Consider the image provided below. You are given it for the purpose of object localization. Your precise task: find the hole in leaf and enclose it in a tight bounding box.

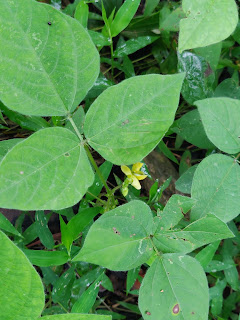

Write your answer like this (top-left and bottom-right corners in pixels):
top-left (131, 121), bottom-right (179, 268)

top-left (64, 152), bottom-right (70, 157)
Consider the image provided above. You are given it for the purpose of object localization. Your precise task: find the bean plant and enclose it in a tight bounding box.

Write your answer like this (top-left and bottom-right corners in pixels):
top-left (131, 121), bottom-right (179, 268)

top-left (0, 0), bottom-right (239, 319)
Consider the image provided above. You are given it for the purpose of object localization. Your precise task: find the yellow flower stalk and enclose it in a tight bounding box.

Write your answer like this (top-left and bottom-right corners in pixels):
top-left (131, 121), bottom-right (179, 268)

top-left (121, 162), bottom-right (147, 195)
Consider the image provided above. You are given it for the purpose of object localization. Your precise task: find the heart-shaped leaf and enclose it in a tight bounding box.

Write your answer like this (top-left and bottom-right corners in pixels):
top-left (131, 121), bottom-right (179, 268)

top-left (178, 0), bottom-right (238, 52)
top-left (0, 0), bottom-right (99, 116)
top-left (0, 127), bottom-right (94, 210)
top-left (196, 97), bottom-right (240, 154)
top-left (73, 201), bottom-right (154, 270)
top-left (139, 254), bottom-right (209, 319)
top-left (84, 74), bottom-right (185, 165)
top-left (191, 154), bottom-right (240, 222)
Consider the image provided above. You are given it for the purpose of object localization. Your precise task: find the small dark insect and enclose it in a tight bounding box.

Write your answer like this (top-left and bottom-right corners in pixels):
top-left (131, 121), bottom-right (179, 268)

top-left (48, 21), bottom-right (52, 26)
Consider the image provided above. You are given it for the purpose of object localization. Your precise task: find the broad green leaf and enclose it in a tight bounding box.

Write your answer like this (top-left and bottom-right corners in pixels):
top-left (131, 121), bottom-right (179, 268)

top-left (41, 315), bottom-right (111, 320)
top-left (0, 230), bottom-right (45, 319)
top-left (0, 138), bottom-right (23, 162)
top-left (178, 51), bottom-right (214, 104)
top-left (195, 241), bottom-right (220, 268)
top-left (73, 201), bottom-right (154, 270)
top-left (171, 109), bottom-right (215, 149)
top-left (154, 214), bottom-right (233, 254)
top-left (191, 154), bottom-right (240, 222)
top-left (139, 254), bottom-right (209, 319)
top-left (22, 248), bottom-right (69, 267)
top-left (178, 0), bottom-right (238, 53)
top-left (196, 97), bottom-right (240, 154)
top-left (0, 0), bottom-right (99, 116)
top-left (0, 212), bottom-right (22, 236)
top-left (0, 127), bottom-right (94, 210)
top-left (175, 165), bottom-right (198, 194)
top-left (113, 36), bottom-right (159, 58)
top-left (214, 79), bottom-right (240, 100)
top-left (110, 0), bottom-right (141, 37)
top-left (194, 42), bottom-right (222, 71)
top-left (84, 74), bottom-right (185, 165)
top-left (155, 195), bottom-right (195, 231)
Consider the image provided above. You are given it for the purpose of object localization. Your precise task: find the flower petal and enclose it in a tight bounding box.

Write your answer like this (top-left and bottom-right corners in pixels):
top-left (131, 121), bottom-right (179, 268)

top-left (135, 174), bottom-right (148, 181)
top-left (132, 162), bottom-right (143, 173)
top-left (131, 176), bottom-right (141, 190)
top-left (121, 165), bottom-right (132, 177)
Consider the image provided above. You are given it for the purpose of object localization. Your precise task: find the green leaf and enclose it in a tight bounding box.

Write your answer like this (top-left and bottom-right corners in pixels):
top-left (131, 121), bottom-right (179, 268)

top-left (113, 36), bottom-right (159, 58)
top-left (0, 212), bottom-right (22, 236)
top-left (175, 165), bottom-right (198, 194)
top-left (0, 138), bottom-right (23, 162)
top-left (60, 215), bottom-right (73, 252)
top-left (222, 240), bottom-right (239, 291)
top-left (73, 201), bottom-right (154, 270)
top-left (0, 230), bottom-right (45, 319)
top-left (72, 272), bottom-right (104, 313)
top-left (22, 248), bottom-right (69, 267)
top-left (196, 97), bottom-right (240, 154)
top-left (67, 207), bottom-right (101, 240)
top-left (41, 314), bottom-right (111, 320)
top-left (194, 42), bottom-right (222, 71)
top-left (85, 161), bottom-right (113, 201)
top-left (65, 106), bottom-right (85, 135)
top-left (157, 140), bottom-right (179, 164)
top-left (144, 0), bottom-right (159, 17)
top-left (178, 51), bottom-right (214, 104)
top-left (110, 0), bottom-right (141, 37)
top-left (0, 102), bottom-right (50, 132)
top-left (154, 214), bottom-right (233, 254)
top-left (178, 0), bottom-right (238, 53)
top-left (195, 241), bottom-right (220, 268)
top-left (0, 127), bottom-right (94, 210)
top-left (74, 1), bottom-right (89, 28)
top-left (36, 211), bottom-right (55, 249)
top-left (139, 254), bottom-right (209, 319)
top-left (159, 6), bottom-right (185, 32)
top-left (171, 109), bottom-right (215, 149)
top-left (155, 195), bottom-right (195, 231)
top-left (84, 74), bottom-right (185, 165)
top-left (214, 79), bottom-right (240, 100)
top-left (52, 266), bottom-right (75, 306)
top-left (0, 0), bottom-right (99, 116)
top-left (191, 154), bottom-right (240, 222)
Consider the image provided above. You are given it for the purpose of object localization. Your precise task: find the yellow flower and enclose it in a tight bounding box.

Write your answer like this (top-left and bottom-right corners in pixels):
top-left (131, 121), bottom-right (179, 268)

top-left (121, 162), bottom-right (147, 190)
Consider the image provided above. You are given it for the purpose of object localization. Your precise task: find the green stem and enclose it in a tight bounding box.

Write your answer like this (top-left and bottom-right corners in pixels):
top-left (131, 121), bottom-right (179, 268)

top-left (149, 236), bottom-right (161, 256)
top-left (86, 191), bottom-right (106, 205)
top-left (84, 145), bottom-right (111, 194)
top-left (67, 115), bottom-right (83, 142)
